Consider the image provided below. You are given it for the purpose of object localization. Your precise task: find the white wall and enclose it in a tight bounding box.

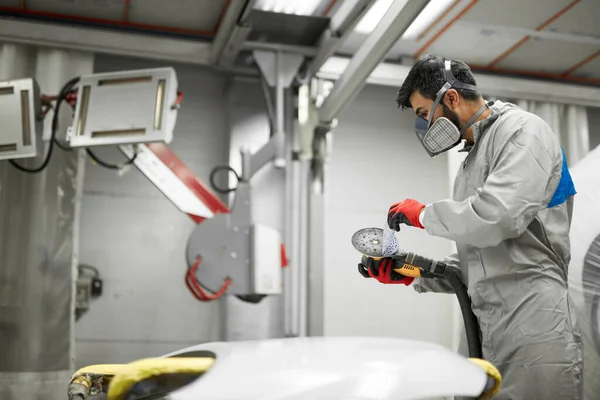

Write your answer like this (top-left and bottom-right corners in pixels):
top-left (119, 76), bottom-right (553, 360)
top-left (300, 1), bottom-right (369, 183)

top-left (323, 84), bottom-right (456, 348)
top-left (75, 55), bottom-right (230, 367)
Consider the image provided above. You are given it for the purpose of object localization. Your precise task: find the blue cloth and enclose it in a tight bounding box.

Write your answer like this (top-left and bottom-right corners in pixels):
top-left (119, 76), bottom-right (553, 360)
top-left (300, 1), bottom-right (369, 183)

top-left (547, 148), bottom-right (576, 208)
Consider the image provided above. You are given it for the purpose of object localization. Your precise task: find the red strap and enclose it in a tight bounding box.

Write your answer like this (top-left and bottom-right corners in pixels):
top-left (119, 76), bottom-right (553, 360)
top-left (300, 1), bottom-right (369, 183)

top-left (280, 243), bottom-right (288, 268)
top-left (185, 256), bottom-right (231, 302)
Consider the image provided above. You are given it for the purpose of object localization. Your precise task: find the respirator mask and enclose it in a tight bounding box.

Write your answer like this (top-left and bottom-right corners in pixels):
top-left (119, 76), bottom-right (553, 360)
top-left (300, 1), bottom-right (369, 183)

top-left (415, 60), bottom-right (489, 157)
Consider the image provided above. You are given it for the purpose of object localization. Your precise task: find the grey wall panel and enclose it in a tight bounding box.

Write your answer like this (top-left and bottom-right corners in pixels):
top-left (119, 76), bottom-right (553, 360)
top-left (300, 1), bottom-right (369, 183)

top-left (75, 55), bottom-right (230, 367)
top-left (0, 44), bottom-right (94, 400)
top-left (323, 84), bottom-right (455, 348)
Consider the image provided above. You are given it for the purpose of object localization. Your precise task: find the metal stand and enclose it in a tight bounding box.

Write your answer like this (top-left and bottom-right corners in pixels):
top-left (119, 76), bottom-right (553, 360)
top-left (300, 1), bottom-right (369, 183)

top-left (185, 50), bottom-right (303, 299)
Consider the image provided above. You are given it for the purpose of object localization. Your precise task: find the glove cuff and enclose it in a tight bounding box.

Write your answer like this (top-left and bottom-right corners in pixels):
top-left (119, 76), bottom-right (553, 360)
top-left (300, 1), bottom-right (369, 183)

top-left (400, 277), bottom-right (415, 286)
top-left (418, 206), bottom-right (427, 228)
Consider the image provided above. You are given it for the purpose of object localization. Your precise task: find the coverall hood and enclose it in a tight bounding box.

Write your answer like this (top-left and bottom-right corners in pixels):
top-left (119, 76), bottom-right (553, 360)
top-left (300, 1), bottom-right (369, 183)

top-left (460, 100), bottom-right (520, 151)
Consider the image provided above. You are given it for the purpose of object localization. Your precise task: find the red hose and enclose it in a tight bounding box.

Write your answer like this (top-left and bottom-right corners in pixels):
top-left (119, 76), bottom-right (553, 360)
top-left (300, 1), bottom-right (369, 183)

top-left (185, 256), bottom-right (231, 302)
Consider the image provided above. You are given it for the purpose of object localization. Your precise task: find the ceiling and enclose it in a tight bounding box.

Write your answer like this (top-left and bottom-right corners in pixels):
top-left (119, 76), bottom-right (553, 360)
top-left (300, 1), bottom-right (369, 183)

top-left (0, 0), bottom-right (599, 85)
top-left (0, 0), bottom-right (232, 39)
top-left (339, 0), bottom-right (600, 84)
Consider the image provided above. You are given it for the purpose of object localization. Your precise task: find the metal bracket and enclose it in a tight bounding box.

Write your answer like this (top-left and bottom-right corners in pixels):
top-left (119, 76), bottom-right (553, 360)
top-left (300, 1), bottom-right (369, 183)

top-left (213, 0), bottom-right (257, 67)
top-left (241, 133), bottom-right (285, 181)
top-left (253, 50), bottom-right (305, 89)
top-left (238, 51), bottom-right (304, 180)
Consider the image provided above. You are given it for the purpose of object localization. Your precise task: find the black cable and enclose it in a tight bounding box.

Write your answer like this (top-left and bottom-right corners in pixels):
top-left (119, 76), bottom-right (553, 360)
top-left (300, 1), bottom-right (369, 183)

top-left (78, 264), bottom-right (100, 278)
top-left (436, 264), bottom-right (483, 359)
top-left (86, 148), bottom-right (138, 170)
top-left (209, 165), bottom-right (241, 194)
top-left (51, 94), bottom-right (139, 168)
top-left (9, 77), bottom-right (80, 173)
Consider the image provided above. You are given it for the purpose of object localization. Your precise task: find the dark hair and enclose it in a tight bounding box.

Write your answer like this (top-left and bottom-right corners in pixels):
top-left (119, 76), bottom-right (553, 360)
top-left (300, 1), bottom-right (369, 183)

top-left (395, 54), bottom-right (481, 110)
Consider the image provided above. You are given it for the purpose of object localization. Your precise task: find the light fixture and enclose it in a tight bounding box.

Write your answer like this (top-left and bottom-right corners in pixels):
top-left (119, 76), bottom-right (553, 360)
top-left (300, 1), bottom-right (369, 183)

top-left (354, 0), bottom-right (395, 34)
top-left (354, 0), bottom-right (455, 39)
top-left (402, 0), bottom-right (455, 40)
top-left (254, 0), bottom-right (324, 16)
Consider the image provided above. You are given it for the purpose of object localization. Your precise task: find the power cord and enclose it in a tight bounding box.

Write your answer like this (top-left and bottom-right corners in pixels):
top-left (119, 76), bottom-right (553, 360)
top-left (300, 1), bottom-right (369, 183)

top-left (209, 165), bottom-right (241, 194)
top-left (9, 77), bottom-right (80, 173)
top-left (78, 264), bottom-right (100, 278)
top-left (86, 148), bottom-right (138, 170)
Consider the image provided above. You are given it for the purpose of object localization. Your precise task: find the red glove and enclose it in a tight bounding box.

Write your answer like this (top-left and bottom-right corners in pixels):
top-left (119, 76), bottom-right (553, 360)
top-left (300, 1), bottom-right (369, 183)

top-left (388, 199), bottom-right (425, 231)
top-left (358, 257), bottom-right (414, 286)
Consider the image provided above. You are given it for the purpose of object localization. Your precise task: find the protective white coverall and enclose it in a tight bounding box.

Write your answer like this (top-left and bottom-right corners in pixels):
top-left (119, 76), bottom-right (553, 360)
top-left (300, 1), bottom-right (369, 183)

top-left (415, 100), bottom-right (583, 399)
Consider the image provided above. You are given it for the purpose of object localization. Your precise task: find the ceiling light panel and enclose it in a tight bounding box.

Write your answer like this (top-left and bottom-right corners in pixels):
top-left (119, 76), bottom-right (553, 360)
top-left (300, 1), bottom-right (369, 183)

top-left (402, 0), bottom-right (454, 39)
top-left (354, 0), bottom-right (455, 39)
top-left (254, 0), bottom-right (324, 16)
top-left (354, 0), bottom-right (395, 34)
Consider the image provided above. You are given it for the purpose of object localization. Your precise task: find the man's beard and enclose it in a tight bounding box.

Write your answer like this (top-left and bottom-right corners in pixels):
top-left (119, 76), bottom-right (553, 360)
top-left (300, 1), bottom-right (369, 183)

top-left (442, 103), bottom-right (461, 131)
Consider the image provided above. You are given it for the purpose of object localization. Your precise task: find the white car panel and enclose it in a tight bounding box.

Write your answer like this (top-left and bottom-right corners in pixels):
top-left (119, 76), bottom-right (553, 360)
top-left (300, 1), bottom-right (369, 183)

top-left (163, 337), bottom-right (487, 400)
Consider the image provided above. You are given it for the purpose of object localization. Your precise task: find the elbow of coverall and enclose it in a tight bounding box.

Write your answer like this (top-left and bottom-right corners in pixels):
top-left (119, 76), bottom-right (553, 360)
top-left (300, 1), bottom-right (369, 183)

top-left (463, 206), bottom-right (530, 248)
top-left (413, 277), bottom-right (456, 294)
top-left (424, 199), bottom-right (531, 249)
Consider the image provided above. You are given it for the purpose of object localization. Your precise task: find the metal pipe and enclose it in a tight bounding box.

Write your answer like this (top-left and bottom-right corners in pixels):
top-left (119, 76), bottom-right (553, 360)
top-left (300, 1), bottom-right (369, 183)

top-left (307, 0), bottom-right (376, 77)
top-left (284, 90), bottom-right (302, 337)
top-left (333, 0), bottom-right (376, 36)
top-left (211, 0), bottom-right (255, 63)
top-left (218, 23), bottom-right (253, 67)
top-left (284, 97), bottom-right (293, 336)
top-left (260, 73), bottom-right (276, 135)
top-left (306, 181), bottom-right (324, 336)
top-left (318, 0), bottom-right (430, 124)
top-left (216, 0), bottom-right (256, 67)
top-left (275, 51), bottom-right (284, 136)
top-left (298, 159), bottom-right (310, 337)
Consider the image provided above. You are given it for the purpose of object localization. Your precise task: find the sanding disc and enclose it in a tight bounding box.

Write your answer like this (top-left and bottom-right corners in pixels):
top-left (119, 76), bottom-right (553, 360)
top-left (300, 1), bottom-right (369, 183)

top-left (351, 228), bottom-right (385, 257)
top-left (351, 227), bottom-right (399, 257)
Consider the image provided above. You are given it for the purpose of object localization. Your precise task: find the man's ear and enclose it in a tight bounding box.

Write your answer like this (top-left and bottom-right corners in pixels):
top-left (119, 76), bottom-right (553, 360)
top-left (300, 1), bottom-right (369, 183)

top-left (444, 89), bottom-right (460, 108)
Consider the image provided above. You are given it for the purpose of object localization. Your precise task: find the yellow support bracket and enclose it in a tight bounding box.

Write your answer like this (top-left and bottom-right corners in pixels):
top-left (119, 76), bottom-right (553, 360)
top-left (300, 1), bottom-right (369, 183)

top-left (469, 358), bottom-right (502, 399)
top-left (107, 357), bottom-right (215, 400)
top-left (68, 357), bottom-right (214, 400)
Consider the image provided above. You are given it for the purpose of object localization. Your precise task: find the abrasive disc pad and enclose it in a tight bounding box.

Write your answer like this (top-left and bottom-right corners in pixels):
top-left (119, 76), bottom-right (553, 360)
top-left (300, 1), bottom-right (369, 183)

top-left (351, 227), bottom-right (398, 257)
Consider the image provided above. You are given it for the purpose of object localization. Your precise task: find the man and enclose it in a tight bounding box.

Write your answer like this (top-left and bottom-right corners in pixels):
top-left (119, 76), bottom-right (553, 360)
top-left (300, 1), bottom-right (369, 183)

top-left (358, 55), bottom-right (583, 399)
